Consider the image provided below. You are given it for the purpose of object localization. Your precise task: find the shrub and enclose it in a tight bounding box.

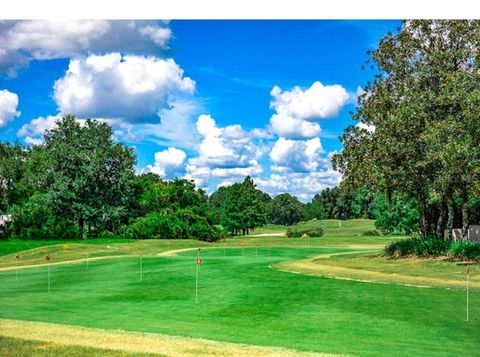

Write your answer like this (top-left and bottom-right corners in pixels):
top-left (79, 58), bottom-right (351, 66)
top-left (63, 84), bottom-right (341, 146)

top-left (125, 211), bottom-right (220, 241)
top-left (362, 230), bottom-right (381, 236)
top-left (286, 227), bottom-right (324, 238)
top-left (98, 230), bottom-right (115, 239)
top-left (385, 238), bottom-right (451, 258)
top-left (448, 241), bottom-right (480, 261)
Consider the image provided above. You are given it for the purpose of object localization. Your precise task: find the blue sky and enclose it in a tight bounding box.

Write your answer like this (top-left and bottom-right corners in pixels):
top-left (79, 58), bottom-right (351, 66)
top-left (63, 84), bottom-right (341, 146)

top-left (0, 20), bottom-right (399, 201)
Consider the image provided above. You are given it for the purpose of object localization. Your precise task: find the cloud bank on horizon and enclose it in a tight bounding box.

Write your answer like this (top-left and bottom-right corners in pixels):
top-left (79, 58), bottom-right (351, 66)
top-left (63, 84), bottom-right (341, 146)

top-left (0, 20), bottom-right (387, 201)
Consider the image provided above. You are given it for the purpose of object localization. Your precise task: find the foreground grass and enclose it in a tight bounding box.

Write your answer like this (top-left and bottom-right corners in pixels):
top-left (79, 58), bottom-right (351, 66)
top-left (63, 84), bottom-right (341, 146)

top-left (0, 242), bottom-right (478, 356)
top-left (0, 335), bottom-right (155, 357)
top-left (0, 318), bottom-right (324, 357)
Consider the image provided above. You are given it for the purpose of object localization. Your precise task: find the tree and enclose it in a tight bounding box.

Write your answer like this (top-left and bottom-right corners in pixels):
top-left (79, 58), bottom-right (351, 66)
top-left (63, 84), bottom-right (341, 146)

top-left (333, 20), bottom-right (480, 237)
top-left (213, 176), bottom-right (268, 235)
top-left (41, 115), bottom-right (137, 237)
top-left (268, 193), bottom-right (305, 226)
top-left (0, 142), bottom-right (29, 214)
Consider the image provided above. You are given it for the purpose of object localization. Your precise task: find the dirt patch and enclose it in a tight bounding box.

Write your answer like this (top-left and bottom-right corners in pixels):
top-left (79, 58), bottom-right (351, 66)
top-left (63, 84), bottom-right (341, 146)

top-left (0, 319), bottom-right (340, 357)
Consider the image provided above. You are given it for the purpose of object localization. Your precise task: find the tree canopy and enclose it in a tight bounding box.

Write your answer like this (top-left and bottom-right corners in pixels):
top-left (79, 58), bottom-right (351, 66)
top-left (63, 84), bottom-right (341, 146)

top-left (333, 20), bottom-right (480, 238)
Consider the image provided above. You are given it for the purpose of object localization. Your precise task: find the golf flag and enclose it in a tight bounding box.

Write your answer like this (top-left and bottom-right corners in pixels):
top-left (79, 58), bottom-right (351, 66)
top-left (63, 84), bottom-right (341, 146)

top-left (196, 256), bottom-right (202, 265)
top-left (45, 254), bottom-right (51, 261)
top-left (16, 254), bottom-right (20, 259)
top-left (467, 263), bottom-right (470, 274)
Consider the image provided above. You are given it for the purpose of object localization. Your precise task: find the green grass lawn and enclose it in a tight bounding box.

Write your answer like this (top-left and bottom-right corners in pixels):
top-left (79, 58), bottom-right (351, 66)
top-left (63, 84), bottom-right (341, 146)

top-left (0, 240), bottom-right (478, 356)
top-left (249, 218), bottom-right (382, 237)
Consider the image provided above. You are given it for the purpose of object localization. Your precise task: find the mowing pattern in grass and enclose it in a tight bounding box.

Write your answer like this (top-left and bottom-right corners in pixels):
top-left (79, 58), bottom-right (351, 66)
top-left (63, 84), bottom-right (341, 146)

top-left (0, 244), bottom-right (478, 357)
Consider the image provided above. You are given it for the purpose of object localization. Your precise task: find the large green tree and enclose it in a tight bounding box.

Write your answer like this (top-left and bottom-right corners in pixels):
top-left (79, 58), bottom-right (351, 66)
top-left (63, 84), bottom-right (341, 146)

top-left (212, 176), bottom-right (268, 235)
top-left (268, 193), bottom-right (305, 226)
top-left (333, 20), bottom-right (480, 237)
top-left (41, 116), bottom-right (136, 237)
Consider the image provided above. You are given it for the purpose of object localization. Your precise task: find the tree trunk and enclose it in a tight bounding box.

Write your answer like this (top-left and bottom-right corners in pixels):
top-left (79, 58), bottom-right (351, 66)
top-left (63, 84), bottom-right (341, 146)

top-left (462, 189), bottom-right (469, 238)
top-left (446, 197), bottom-right (454, 231)
top-left (79, 217), bottom-right (85, 239)
top-left (418, 198), bottom-right (429, 238)
top-left (436, 199), bottom-right (446, 238)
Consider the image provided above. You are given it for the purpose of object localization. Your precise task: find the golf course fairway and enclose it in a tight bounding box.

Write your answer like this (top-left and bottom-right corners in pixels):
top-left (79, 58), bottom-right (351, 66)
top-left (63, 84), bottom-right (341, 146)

top-left (0, 222), bottom-right (478, 356)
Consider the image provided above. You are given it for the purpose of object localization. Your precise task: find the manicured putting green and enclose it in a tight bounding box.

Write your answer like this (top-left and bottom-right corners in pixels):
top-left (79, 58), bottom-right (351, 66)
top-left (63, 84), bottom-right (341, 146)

top-left (0, 246), bottom-right (478, 356)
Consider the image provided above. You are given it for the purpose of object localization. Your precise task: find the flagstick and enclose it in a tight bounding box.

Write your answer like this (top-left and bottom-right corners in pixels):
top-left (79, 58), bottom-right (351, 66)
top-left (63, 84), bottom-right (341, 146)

top-left (467, 269), bottom-right (469, 322)
top-left (195, 250), bottom-right (200, 303)
top-left (15, 258), bottom-right (18, 281)
top-left (48, 263), bottom-right (51, 294)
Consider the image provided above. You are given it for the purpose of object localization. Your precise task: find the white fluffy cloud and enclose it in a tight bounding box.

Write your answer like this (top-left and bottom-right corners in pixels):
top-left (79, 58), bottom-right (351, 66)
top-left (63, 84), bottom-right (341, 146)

top-left (269, 81), bottom-right (349, 139)
top-left (0, 20), bottom-right (171, 75)
top-left (0, 89), bottom-right (20, 127)
top-left (256, 169), bottom-right (342, 202)
top-left (269, 137), bottom-right (324, 173)
top-left (17, 114), bottom-right (58, 143)
top-left (53, 53), bottom-right (195, 122)
top-left (147, 147), bottom-right (187, 179)
top-left (184, 114), bottom-right (266, 187)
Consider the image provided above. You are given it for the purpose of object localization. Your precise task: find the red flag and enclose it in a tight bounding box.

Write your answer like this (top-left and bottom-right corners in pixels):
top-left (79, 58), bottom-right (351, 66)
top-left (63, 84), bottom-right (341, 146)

top-left (196, 256), bottom-right (202, 265)
top-left (466, 263), bottom-right (470, 274)
top-left (45, 254), bottom-right (51, 261)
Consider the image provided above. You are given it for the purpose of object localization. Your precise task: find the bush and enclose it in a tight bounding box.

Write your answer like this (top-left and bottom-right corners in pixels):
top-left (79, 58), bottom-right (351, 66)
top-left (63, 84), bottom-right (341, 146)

top-left (286, 227), bottom-right (324, 238)
top-left (448, 241), bottom-right (480, 261)
top-left (362, 230), bottom-right (381, 236)
top-left (385, 238), bottom-right (451, 258)
top-left (125, 211), bottom-right (220, 241)
top-left (98, 230), bottom-right (115, 239)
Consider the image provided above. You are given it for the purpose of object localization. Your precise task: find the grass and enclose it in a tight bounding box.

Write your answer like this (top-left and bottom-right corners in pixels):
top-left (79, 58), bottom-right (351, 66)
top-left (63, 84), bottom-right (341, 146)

top-left (0, 220), bottom-right (477, 356)
top-left (250, 219), bottom-right (381, 237)
top-left (0, 335), bottom-right (155, 357)
top-left (0, 238), bottom-right (135, 257)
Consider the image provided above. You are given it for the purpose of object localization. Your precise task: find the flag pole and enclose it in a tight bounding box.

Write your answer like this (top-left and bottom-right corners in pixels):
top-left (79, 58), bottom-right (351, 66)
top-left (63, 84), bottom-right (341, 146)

top-left (140, 253), bottom-right (143, 282)
top-left (466, 263), bottom-right (470, 322)
top-left (195, 248), bottom-right (201, 303)
top-left (15, 254), bottom-right (19, 281)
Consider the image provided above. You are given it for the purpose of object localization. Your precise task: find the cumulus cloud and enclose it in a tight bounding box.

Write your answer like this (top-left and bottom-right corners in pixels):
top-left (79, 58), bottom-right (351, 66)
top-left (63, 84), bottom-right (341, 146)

top-left (0, 89), bottom-right (20, 127)
top-left (269, 137), bottom-right (324, 173)
top-left (17, 114), bottom-right (58, 143)
top-left (147, 147), bottom-right (187, 179)
top-left (269, 81), bottom-right (349, 139)
top-left (0, 20), bottom-right (172, 75)
top-left (184, 114), bottom-right (266, 188)
top-left (269, 114), bottom-right (320, 139)
top-left (53, 53), bottom-right (195, 122)
top-left (255, 169), bottom-right (342, 202)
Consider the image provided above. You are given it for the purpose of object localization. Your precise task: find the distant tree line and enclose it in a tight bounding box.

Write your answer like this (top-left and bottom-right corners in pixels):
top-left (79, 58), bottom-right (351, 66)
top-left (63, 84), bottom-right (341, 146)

top-left (0, 115), bottom-right (422, 241)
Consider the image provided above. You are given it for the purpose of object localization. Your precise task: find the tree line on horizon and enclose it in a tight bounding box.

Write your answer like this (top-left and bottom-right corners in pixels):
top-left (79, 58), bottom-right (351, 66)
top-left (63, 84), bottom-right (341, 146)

top-left (1, 115), bottom-right (479, 240)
